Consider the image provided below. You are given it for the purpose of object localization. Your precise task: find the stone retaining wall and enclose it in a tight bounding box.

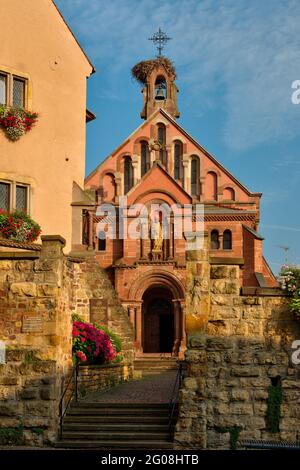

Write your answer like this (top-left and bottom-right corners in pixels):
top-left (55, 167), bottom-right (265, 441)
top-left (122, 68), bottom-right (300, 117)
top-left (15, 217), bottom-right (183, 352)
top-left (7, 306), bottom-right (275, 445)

top-left (78, 363), bottom-right (133, 397)
top-left (175, 242), bottom-right (300, 450)
top-left (0, 236), bottom-right (134, 446)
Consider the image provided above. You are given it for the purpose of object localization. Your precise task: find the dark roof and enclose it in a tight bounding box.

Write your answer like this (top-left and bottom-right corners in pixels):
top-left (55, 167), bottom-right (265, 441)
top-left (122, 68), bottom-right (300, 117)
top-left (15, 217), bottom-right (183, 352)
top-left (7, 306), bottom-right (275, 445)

top-left (243, 224), bottom-right (265, 240)
top-left (86, 109), bottom-right (96, 123)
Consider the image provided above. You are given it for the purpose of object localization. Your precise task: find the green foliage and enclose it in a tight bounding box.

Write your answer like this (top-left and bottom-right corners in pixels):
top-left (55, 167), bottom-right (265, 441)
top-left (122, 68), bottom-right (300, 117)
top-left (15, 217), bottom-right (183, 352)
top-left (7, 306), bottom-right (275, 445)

top-left (0, 425), bottom-right (24, 445)
top-left (113, 354), bottom-right (124, 363)
top-left (24, 350), bottom-right (40, 364)
top-left (215, 426), bottom-right (242, 450)
top-left (93, 323), bottom-right (122, 353)
top-left (31, 427), bottom-right (44, 435)
top-left (266, 384), bottom-right (282, 433)
top-left (72, 313), bottom-right (84, 322)
top-left (290, 295), bottom-right (300, 322)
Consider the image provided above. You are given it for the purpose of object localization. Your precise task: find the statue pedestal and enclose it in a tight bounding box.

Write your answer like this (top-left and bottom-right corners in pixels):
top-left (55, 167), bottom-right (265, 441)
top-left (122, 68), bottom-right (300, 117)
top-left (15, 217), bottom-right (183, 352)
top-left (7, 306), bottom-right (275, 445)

top-left (151, 249), bottom-right (163, 261)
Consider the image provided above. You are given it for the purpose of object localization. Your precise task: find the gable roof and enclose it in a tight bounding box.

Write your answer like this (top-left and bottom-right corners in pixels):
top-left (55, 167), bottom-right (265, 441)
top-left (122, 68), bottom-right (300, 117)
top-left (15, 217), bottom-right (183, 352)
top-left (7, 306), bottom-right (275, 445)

top-left (126, 161), bottom-right (192, 205)
top-left (85, 108), bottom-right (261, 198)
top-left (52, 1), bottom-right (95, 74)
top-left (158, 109), bottom-right (261, 197)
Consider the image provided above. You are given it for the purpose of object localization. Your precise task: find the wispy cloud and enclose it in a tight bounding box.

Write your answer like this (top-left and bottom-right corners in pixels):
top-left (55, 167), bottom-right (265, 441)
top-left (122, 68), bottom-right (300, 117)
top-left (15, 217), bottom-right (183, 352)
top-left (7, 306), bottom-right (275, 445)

top-left (56, 0), bottom-right (300, 150)
top-left (261, 224), bottom-right (300, 233)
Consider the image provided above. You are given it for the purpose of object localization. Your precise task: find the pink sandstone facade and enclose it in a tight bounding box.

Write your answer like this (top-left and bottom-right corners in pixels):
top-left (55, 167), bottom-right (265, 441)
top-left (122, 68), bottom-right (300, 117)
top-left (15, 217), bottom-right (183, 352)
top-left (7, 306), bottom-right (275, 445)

top-left (84, 58), bottom-right (278, 356)
top-left (0, 0), bottom-right (94, 253)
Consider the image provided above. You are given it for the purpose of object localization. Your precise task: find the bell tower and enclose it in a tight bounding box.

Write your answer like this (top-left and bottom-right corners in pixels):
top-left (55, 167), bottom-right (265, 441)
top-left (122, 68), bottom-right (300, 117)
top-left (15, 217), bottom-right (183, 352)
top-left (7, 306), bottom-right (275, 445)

top-left (131, 29), bottom-right (180, 120)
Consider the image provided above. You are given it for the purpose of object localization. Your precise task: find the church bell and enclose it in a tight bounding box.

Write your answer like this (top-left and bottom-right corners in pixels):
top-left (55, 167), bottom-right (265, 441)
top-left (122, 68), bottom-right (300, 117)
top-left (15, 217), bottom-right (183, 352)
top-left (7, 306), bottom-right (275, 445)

top-left (155, 85), bottom-right (165, 100)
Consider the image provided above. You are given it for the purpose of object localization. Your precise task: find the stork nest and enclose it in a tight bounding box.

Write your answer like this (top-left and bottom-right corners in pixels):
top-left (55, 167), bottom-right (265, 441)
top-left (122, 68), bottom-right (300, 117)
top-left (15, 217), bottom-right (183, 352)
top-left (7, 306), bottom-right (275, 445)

top-left (131, 56), bottom-right (176, 85)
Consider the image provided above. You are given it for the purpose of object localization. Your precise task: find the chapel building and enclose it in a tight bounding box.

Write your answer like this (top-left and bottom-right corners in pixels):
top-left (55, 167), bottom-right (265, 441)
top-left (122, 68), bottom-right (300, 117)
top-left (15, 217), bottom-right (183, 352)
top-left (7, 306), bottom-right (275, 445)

top-left (84, 56), bottom-right (277, 356)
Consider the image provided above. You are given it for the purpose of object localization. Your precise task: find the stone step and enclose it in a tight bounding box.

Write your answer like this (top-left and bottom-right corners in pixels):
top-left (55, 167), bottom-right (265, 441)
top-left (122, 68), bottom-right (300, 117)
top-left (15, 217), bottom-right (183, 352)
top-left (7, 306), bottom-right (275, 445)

top-left (67, 409), bottom-right (171, 416)
top-left (62, 423), bottom-right (169, 432)
top-left (56, 440), bottom-right (174, 449)
top-left (134, 366), bottom-right (178, 372)
top-left (64, 415), bottom-right (171, 424)
top-left (61, 431), bottom-right (170, 440)
top-left (134, 359), bottom-right (178, 364)
top-left (70, 401), bottom-right (170, 408)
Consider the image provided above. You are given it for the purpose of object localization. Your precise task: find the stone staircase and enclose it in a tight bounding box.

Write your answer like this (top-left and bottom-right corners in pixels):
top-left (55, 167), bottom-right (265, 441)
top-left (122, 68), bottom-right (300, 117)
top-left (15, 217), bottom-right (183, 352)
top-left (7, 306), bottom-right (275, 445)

top-left (134, 356), bottom-right (179, 377)
top-left (57, 402), bottom-right (177, 449)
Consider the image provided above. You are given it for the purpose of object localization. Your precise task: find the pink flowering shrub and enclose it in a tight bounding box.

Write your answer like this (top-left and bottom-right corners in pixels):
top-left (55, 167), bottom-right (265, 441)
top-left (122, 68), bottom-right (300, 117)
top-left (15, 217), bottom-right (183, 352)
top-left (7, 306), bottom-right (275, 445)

top-left (279, 265), bottom-right (300, 294)
top-left (72, 321), bottom-right (117, 365)
top-left (279, 265), bottom-right (300, 322)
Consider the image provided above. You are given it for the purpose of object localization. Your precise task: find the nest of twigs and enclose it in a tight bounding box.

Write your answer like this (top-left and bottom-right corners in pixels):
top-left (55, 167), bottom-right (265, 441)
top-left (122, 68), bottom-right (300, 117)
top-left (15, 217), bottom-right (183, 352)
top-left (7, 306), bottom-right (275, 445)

top-left (131, 56), bottom-right (176, 85)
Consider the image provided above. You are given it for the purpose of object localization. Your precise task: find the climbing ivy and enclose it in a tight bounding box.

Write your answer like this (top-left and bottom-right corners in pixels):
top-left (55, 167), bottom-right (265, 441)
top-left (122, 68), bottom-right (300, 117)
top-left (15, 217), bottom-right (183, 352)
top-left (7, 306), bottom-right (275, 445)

top-left (0, 424), bottom-right (24, 445)
top-left (266, 384), bottom-right (282, 433)
top-left (215, 426), bottom-right (242, 450)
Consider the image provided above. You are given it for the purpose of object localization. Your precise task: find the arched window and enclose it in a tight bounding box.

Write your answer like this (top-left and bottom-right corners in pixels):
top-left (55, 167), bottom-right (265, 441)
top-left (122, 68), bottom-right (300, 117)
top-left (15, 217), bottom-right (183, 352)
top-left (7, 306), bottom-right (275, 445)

top-left (223, 187), bottom-right (235, 201)
top-left (157, 124), bottom-right (167, 165)
top-left (191, 155), bottom-right (200, 196)
top-left (210, 230), bottom-right (220, 250)
top-left (141, 141), bottom-right (150, 177)
top-left (98, 231), bottom-right (106, 251)
top-left (223, 230), bottom-right (232, 250)
top-left (174, 140), bottom-right (183, 181)
top-left (124, 156), bottom-right (133, 194)
top-left (206, 171), bottom-right (218, 200)
top-left (102, 173), bottom-right (116, 202)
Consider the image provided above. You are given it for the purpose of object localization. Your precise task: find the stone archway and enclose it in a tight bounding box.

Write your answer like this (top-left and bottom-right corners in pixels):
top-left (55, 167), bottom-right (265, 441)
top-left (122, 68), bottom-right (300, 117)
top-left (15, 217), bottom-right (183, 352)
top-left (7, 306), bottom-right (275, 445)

top-left (127, 270), bottom-right (185, 356)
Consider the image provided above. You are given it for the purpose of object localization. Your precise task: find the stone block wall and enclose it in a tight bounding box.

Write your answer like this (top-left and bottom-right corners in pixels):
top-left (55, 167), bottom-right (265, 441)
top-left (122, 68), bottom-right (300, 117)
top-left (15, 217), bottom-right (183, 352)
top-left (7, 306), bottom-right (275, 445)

top-left (78, 363), bottom-right (132, 397)
top-left (0, 236), bottom-right (134, 446)
top-left (175, 263), bottom-right (300, 450)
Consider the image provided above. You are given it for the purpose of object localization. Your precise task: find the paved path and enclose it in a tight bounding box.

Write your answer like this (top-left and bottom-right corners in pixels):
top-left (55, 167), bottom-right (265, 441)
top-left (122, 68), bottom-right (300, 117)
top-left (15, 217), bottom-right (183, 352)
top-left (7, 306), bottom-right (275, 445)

top-left (81, 371), bottom-right (177, 404)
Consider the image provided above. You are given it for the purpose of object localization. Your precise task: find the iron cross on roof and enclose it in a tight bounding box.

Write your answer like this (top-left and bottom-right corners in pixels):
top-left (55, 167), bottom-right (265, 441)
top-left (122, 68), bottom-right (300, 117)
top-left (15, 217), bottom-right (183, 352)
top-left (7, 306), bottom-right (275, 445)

top-left (148, 28), bottom-right (172, 56)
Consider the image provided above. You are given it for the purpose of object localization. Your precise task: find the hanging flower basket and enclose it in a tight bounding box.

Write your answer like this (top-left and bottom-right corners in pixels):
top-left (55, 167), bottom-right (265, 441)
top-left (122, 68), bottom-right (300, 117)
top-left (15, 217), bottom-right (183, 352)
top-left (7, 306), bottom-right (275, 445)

top-left (0, 105), bottom-right (38, 141)
top-left (0, 210), bottom-right (41, 243)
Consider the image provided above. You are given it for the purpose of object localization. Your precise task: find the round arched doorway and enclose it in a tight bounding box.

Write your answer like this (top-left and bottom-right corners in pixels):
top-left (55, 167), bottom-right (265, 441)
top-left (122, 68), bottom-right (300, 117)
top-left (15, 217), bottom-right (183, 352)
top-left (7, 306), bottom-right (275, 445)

top-left (142, 286), bottom-right (174, 353)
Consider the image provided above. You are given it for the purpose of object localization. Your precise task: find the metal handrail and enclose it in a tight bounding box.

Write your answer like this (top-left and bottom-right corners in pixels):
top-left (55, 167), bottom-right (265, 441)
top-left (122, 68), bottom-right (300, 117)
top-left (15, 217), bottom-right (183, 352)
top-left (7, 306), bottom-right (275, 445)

top-left (168, 361), bottom-right (185, 440)
top-left (239, 439), bottom-right (300, 450)
top-left (58, 364), bottom-right (79, 439)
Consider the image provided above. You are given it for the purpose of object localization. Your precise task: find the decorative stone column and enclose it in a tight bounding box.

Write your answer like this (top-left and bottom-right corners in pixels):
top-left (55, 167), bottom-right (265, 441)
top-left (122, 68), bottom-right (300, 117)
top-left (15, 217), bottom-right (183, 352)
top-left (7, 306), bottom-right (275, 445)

top-left (173, 300), bottom-right (181, 347)
top-left (179, 299), bottom-right (186, 356)
top-left (132, 155), bottom-right (139, 185)
top-left (88, 210), bottom-right (94, 250)
top-left (168, 218), bottom-right (174, 260)
top-left (199, 176), bottom-right (205, 202)
top-left (114, 172), bottom-right (122, 203)
top-left (135, 303), bottom-right (143, 353)
top-left (182, 156), bottom-right (190, 192)
top-left (140, 218), bottom-right (148, 260)
top-left (128, 306), bottom-right (136, 331)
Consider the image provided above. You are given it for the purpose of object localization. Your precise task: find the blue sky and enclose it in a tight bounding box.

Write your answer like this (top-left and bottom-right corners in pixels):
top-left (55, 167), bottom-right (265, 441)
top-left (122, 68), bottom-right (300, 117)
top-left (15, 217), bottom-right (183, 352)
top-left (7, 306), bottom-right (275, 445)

top-left (56, 0), bottom-right (300, 273)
